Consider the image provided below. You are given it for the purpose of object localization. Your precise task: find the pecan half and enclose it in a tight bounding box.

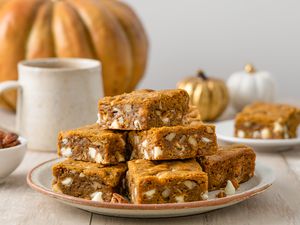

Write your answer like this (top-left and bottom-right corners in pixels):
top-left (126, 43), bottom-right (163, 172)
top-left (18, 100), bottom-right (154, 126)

top-left (110, 193), bottom-right (130, 204)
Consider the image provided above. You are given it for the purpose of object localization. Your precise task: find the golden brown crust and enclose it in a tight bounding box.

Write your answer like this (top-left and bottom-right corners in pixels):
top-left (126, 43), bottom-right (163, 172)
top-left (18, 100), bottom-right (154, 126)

top-left (52, 159), bottom-right (127, 201)
top-left (57, 124), bottom-right (126, 165)
top-left (97, 89), bottom-right (190, 130)
top-left (52, 159), bottom-right (127, 187)
top-left (128, 124), bottom-right (217, 160)
top-left (127, 159), bottom-right (208, 204)
top-left (198, 144), bottom-right (256, 191)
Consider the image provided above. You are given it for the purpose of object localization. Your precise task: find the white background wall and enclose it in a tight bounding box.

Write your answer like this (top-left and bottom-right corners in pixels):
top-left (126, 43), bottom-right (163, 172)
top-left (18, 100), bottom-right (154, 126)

top-left (125, 0), bottom-right (300, 99)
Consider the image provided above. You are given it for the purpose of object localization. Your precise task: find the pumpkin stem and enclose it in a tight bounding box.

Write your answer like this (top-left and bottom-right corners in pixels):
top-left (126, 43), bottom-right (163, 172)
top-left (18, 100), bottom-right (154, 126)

top-left (244, 64), bottom-right (256, 74)
top-left (197, 70), bottom-right (208, 80)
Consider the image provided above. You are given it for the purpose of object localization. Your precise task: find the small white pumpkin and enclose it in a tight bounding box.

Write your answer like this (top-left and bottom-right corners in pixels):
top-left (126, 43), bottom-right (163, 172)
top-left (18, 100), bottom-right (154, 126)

top-left (227, 64), bottom-right (275, 111)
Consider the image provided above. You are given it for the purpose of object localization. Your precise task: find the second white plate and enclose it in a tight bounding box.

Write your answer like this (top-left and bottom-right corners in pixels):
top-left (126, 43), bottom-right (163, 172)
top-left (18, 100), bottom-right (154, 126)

top-left (216, 120), bottom-right (300, 152)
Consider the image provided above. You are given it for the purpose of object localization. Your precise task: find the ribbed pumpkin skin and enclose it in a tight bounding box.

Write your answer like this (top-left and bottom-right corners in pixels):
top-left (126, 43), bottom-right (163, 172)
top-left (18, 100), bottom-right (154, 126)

top-left (177, 74), bottom-right (229, 121)
top-left (0, 0), bottom-right (148, 110)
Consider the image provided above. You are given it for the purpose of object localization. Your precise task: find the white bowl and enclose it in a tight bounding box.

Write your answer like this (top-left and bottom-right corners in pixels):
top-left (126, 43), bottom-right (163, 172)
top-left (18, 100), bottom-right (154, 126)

top-left (0, 137), bottom-right (27, 183)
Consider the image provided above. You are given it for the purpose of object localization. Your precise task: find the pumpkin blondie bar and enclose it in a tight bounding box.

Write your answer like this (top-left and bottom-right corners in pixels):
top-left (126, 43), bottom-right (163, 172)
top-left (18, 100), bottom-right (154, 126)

top-left (128, 124), bottom-right (217, 160)
top-left (52, 159), bottom-right (127, 202)
top-left (57, 124), bottom-right (126, 165)
top-left (198, 144), bottom-right (256, 191)
top-left (127, 159), bottom-right (208, 204)
top-left (97, 89), bottom-right (189, 130)
top-left (235, 102), bottom-right (300, 139)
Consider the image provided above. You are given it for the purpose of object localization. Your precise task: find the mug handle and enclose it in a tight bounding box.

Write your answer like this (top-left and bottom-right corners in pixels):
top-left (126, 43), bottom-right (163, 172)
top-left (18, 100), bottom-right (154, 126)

top-left (0, 80), bottom-right (21, 93)
top-left (0, 80), bottom-right (21, 133)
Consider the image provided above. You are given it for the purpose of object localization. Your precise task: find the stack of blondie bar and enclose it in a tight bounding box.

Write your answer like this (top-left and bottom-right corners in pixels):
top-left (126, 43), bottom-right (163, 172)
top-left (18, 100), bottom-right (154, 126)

top-left (52, 89), bottom-right (256, 204)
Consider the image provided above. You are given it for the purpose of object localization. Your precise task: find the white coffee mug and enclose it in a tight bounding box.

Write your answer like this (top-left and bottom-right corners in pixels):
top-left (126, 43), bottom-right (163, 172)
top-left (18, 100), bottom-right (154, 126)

top-left (0, 58), bottom-right (103, 151)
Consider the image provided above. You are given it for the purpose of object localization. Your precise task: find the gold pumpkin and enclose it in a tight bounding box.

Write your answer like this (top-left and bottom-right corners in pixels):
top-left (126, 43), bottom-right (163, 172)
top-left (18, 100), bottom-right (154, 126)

top-left (177, 70), bottom-right (229, 121)
top-left (0, 0), bottom-right (148, 110)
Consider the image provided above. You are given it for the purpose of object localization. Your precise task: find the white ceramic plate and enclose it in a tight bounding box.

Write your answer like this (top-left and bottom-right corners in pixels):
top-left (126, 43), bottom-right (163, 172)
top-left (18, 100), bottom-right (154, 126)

top-left (27, 158), bottom-right (275, 218)
top-left (216, 120), bottom-right (300, 152)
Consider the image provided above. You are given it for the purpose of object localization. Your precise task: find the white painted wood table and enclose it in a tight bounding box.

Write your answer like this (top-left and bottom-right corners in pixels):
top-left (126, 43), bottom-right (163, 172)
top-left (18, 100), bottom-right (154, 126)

top-left (0, 108), bottom-right (300, 225)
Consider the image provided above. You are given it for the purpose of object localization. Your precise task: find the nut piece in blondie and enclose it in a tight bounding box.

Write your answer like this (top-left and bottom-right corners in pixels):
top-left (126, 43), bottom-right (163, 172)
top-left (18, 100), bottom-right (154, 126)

top-left (57, 124), bottom-right (126, 165)
top-left (127, 159), bottom-right (208, 204)
top-left (128, 124), bottom-right (217, 160)
top-left (182, 105), bottom-right (202, 126)
top-left (198, 144), bottom-right (256, 191)
top-left (97, 89), bottom-right (189, 130)
top-left (52, 159), bottom-right (127, 202)
top-left (235, 102), bottom-right (300, 139)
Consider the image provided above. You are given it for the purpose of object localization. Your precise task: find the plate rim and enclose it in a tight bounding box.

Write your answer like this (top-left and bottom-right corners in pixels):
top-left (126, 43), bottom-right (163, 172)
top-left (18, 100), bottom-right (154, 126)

top-left (216, 119), bottom-right (300, 146)
top-left (27, 158), bottom-right (275, 211)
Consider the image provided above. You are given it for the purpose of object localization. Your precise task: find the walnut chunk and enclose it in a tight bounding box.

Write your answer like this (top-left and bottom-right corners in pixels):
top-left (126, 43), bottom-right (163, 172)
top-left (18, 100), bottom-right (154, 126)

top-left (216, 191), bottom-right (227, 198)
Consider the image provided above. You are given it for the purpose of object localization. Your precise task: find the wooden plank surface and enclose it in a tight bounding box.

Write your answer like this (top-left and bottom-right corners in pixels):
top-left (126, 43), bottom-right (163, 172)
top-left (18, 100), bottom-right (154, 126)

top-left (0, 108), bottom-right (299, 225)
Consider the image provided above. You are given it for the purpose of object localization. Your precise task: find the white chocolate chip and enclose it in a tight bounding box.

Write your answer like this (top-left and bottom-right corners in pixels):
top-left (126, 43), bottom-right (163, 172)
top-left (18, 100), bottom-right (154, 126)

top-left (143, 149), bottom-right (150, 159)
top-left (156, 171), bottom-right (169, 178)
top-left (165, 133), bottom-right (176, 141)
top-left (90, 191), bottom-right (104, 202)
top-left (61, 147), bottom-right (72, 157)
top-left (134, 120), bottom-right (142, 129)
top-left (201, 137), bottom-right (211, 143)
top-left (118, 117), bottom-right (124, 125)
top-left (88, 147), bottom-right (97, 159)
top-left (133, 136), bottom-right (140, 145)
top-left (253, 130), bottom-right (261, 138)
top-left (162, 188), bottom-right (171, 198)
top-left (144, 189), bottom-right (156, 199)
top-left (175, 195), bottom-right (185, 203)
top-left (62, 138), bottom-right (68, 145)
top-left (124, 104), bottom-right (132, 113)
top-left (273, 122), bottom-right (284, 133)
top-left (183, 180), bottom-right (197, 189)
top-left (134, 187), bottom-right (138, 199)
top-left (188, 136), bottom-right (197, 147)
top-left (201, 191), bottom-right (209, 200)
top-left (141, 140), bottom-right (148, 148)
top-left (96, 113), bottom-right (101, 123)
top-left (61, 177), bottom-right (73, 186)
top-left (95, 153), bottom-right (103, 163)
top-left (79, 173), bottom-right (85, 178)
top-left (224, 180), bottom-right (236, 195)
top-left (237, 130), bottom-right (245, 138)
top-left (110, 119), bottom-right (120, 129)
top-left (261, 128), bottom-right (271, 139)
top-left (161, 117), bottom-right (170, 124)
top-left (153, 146), bottom-right (163, 158)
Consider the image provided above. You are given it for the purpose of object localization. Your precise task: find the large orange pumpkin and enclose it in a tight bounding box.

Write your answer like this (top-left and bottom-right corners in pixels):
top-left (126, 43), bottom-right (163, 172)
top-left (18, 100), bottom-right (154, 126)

top-left (0, 0), bottom-right (148, 110)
